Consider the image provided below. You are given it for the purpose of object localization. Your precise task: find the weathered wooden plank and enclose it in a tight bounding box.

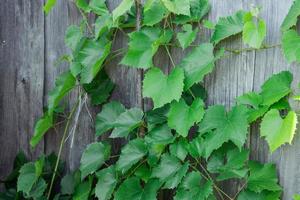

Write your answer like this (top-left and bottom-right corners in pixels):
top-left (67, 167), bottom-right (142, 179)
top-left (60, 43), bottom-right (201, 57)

top-left (0, 0), bottom-right (45, 180)
top-left (43, 0), bottom-right (95, 171)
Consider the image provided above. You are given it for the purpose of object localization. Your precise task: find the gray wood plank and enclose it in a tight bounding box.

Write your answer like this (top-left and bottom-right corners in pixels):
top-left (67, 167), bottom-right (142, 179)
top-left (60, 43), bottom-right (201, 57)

top-left (43, 0), bottom-right (95, 171)
top-left (0, 0), bottom-right (45, 180)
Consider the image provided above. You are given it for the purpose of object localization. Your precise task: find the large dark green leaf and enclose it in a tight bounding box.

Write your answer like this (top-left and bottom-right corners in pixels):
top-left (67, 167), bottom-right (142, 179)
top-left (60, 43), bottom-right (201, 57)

top-left (95, 166), bottom-right (117, 200)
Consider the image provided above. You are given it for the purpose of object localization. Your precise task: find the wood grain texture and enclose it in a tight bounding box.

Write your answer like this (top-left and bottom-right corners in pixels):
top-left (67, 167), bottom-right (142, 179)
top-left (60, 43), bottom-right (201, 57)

top-left (1, 0), bottom-right (300, 199)
top-left (0, 0), bottom-right (45, 180)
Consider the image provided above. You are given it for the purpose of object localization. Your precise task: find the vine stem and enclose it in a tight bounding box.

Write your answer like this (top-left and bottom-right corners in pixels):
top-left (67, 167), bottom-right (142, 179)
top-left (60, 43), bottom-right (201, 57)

top-left (46, 96), bottom-right (81, 200)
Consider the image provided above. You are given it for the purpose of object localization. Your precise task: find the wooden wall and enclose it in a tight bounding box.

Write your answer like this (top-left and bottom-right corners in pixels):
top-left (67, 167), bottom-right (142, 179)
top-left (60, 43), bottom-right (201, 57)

top-left (0, 0), bottom-right (300, 199)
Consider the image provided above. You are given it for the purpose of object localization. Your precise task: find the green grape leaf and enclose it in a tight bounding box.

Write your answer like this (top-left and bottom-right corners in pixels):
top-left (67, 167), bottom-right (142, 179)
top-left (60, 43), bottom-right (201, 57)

top-left (95, 101), bottom-right (126, 136)
top-left (161, 0), bottom-right (190, 16)
top-left (73, 177), bottom-right (92, 200)
top-left (145, 124), bottom-right (175, 157)
top-left (48, 71), bottom-right (76, 113)
top-left (260, 109), bottom-right (298, 152)
top-left (83, 71), bottom-right (115, 105)
top-left (207, 147), bottom-right (249, 181)
top-left (30, 112), bottom-right (53, 147)
top-left (95, 14), bottom-right (113, 39)
top-left (143, 0), bottom-right (168, 26)
top-left (70, 62), bottom-right (82, 77)
top-left (247, 161), bottom-right (282, 193)
top-left (61, 174), bottom-right (76, 195)
top-left (151, 154), bottom-right (182, 183)
top-left (173, 0), bottom-right (211, 24)
top-left (121, 28), bottom-right (172, 69)
top-left (110, 107), bottom-right (144, 138)
top-left (188, 135), bottom-right (205, 158)
top-left (203, 19), bottom-right (215, 29)
top-left (211, 10), bottom-right (245, 44)
top-left (169, 138), bottom-right (189, 161)
top-left (238, 190), bottom-right (281, 200)
top-left (145, 105), bottom-right (169, 130)
top-left (260, 71), bottom-right (293, 106)
top-left (174, 171), bottom-right (213, 200)
top-left (79, 142), bottom-right (111, 179)
top-left (167, 98), bottom-right (205, 137)
top-left (43, 0), bottom-right (57, 14)
top-left (65, 25), bottom-right (83, 51)
top-left (88, 0), bottom-right (109, 16)
top-left (294, 194), bottom-right (300, 200)
top-left (177, 24), bottom-right (198, 49)
top-left (75, 0), bottom-right (90, 12)
top-left (115, 178), bottom-right (161, 200)
top-left (199, 105), bottom-right (249, 158)
top-left (17, 163), bottom-right (37, 194)
top-left (237, 92), bottom-right (263, 109)
top-left (143, 67), bottom-right (184, 108)
top-left (163, 162), bottom-right (189, 189)
top-left (95, 166), bottom-right (117, 200)
top-left (25, 178), bottom-right (47, 199)
top-left (281, 0), bottom-right (300, 31)
top-left (242, 15), bottom-right (266, 48)
top-left (112, 0), bottom-right (135, 22)
top-left (178, 43), bottom-right (215, 90)
top-left (282, 29), bottom-right (300, 63)
top-left (134, 164), bottom-right (151, 182)
top-left (77, 39), bottom-right (111, 84)
top-left (116, 138), bottom-right (148, 173)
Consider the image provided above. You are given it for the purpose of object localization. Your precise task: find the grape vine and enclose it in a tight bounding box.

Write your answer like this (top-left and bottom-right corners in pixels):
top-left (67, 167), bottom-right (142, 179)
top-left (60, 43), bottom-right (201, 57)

top-left (2, 0), bottom-right (300, 199)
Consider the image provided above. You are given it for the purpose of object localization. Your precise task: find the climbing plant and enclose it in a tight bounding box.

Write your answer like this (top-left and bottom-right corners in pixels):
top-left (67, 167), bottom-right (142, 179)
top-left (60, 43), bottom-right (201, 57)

top-left (2, 0), bottom-right (300, 199)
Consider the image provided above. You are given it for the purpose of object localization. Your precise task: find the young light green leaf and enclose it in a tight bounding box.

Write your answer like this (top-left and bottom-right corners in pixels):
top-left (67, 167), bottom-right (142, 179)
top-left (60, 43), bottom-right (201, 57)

top-left (30, 113), bottom-right (53, 148)
top-left (65, 25), bottom-right (83, 51)
top-left (260, 109), bottom-right (297, 152)
top-left (282, 29), bottom-right (300, 63)
top-left (77, 39), bottom-right (111, 84)
top-left (114, 177), bottom-right (161, 200)
top-left (294, 194), bottom-right (300, 200)
top-left (199, 105), bottom-right (249, 158)
top-left (203, 19), bottom-right (215, 29)
top-left (161, 0), bottom-right (190, 16)
top-left (95, 14), bottom-right (113, 39)
top-left (116, 138), bottom-right (148, 173)
top-left (79, 142), bottom-right (111, 179)
top-left (143, 67), bottom-right (184, 109)
top-left (121, 28), bottom-right (172, 68)
top-left (112, 0), bottom-right (135, 22)
top-left (95, 166), bottom-right (117, 200)
top-left (95, 101), bottom-right (126, 136)
top-left (260, 71), bottom-right (293, 106)
top-left (88, 0), bottom-right (109, 16)
top-left (247, 161), bottom-right (282, 193)
top-left (143, 0), bottom-right (168, 26)
top-left (110, 108), bottom-right (144, 138)
top-left (43, 0), bottom-right (57, 14)
top-left (211, 10), bottom-right (245, 44)
top-left (174, 171), bottom-right (213, 200)
top-left (168, 98), bottom-right (205, 137)
top-left (281, 0), bottom-right (300, 31)
top-left (177, 24), bottom-right (198, 49)
top-left (178, 43), bottom-right (215, 90)
top-left (243, 17), bottom-right (266, 48)
top-left (173, 0), bottom-right (211, 24)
